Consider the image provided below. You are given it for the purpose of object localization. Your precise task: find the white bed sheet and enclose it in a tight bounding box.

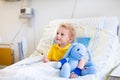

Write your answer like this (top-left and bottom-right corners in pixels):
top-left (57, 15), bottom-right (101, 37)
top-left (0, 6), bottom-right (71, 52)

top-left (0, 56), bottom-right (97, 80)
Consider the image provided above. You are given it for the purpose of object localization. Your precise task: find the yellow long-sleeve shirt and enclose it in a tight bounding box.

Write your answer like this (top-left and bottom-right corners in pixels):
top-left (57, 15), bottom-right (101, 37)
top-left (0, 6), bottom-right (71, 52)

top-left (47, 43), bottom-right (71, 61)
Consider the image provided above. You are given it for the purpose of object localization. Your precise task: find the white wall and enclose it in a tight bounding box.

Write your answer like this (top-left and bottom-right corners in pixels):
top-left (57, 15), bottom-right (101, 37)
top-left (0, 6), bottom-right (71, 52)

top-left (0, 0), bottom-right (34, 62)
top-left (0, 0), bottom-right (120, 62)
top-left (32, 0), bottom-right (120, 45)
top-left (74, 0), bottom-right (120, 18)
top-left (32, 0), bottom-right (75, 46)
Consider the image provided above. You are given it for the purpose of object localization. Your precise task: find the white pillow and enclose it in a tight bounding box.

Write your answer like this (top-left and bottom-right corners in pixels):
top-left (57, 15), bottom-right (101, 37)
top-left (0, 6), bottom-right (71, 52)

top-left (103, 16), bottom-right (119, 35)
top-left (30, 16), bottom-right (119, 57)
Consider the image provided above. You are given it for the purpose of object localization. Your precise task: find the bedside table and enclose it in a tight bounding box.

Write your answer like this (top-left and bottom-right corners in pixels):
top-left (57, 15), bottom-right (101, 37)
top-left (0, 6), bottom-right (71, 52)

top-left (109, 64), bottom-right (120, 80)
top-left (0, 44), bottom-right (14, 66)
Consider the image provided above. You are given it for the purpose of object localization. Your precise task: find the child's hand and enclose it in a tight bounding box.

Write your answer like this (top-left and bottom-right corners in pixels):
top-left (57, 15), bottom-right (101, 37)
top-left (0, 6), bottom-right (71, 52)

top-left (70, 68), bottom-right (82, 78)
top-left (70, 73), bottom-right (79, 79)
top-left (43, 56), bottom-right (49, 63)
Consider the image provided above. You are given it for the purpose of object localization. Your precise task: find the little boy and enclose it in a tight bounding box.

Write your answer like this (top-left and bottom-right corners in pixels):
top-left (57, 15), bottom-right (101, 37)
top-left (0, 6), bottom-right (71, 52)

top-left (43, 23), bottom-right (86, 78)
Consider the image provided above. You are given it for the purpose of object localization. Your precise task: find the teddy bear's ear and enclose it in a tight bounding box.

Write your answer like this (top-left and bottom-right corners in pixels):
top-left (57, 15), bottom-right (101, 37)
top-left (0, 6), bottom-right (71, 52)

top-left (63, 42), bottom-right (77, 58)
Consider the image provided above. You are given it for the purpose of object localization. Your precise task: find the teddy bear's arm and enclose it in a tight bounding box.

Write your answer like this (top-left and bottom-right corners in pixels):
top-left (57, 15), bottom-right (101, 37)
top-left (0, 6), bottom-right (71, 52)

top-left (72, 68), bottom-right (82, 76)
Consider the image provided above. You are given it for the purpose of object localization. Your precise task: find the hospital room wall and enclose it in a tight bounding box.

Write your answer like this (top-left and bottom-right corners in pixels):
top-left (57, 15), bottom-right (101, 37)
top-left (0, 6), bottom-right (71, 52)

top-left (32, 0), bottom-right (120, 48)
top-left (0, 1), bottom-right (35, 62)
top-left (32, 0), bottom-right (120, 56)
top-left (0, 0), bottom-right (120, 62)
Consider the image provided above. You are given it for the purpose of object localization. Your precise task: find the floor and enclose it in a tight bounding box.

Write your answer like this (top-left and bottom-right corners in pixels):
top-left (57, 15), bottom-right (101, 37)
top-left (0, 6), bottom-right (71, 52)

top-left (0, 65), bottom-right (6, 69)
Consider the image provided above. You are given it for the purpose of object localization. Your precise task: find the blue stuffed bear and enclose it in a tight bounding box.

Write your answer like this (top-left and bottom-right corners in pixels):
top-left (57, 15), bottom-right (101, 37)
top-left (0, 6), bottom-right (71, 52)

top-left (55, 42), bottom-right (97, 78)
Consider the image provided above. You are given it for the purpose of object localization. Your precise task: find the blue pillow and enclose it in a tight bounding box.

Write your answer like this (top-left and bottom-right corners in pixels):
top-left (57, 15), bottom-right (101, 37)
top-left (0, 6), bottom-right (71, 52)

top-left (76, 37), bottom-right (91, 47)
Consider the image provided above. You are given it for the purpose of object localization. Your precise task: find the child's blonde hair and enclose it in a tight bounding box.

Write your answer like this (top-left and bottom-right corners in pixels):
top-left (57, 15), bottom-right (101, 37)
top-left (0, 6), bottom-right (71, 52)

top-left (59, 23), bottom-right (76, 42)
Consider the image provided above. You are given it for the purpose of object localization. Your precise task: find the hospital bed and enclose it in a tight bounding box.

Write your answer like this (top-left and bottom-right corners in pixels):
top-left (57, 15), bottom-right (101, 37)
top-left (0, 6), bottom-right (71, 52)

top-left (0, 16), bottom-right (120, 80)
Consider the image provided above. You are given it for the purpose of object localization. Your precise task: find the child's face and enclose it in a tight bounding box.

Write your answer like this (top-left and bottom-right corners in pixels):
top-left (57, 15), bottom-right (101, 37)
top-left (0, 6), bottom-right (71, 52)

top-left (55, 27), bottom-right (71, 47)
